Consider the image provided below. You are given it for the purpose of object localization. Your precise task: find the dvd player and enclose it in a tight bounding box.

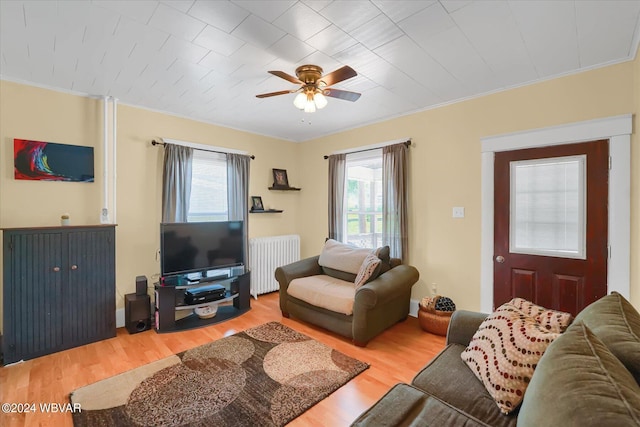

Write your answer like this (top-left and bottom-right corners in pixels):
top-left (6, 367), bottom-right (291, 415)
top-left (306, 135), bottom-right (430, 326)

top-left (185, 284), bottom-right (226, 305)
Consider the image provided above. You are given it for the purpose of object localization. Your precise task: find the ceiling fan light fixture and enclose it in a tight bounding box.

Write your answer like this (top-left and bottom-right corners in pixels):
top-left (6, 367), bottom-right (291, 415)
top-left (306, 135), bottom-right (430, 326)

top-left (304, 99), bottom-right (316, 113)
top-left (293, 92), bottom-right (307, 109)
top-left (314, 92), bottom-right (328, 109)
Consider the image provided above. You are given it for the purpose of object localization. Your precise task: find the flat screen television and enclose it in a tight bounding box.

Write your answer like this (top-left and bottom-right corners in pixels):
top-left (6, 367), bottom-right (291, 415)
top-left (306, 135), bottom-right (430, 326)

top-left (160, 221), bottom-right (244, 277)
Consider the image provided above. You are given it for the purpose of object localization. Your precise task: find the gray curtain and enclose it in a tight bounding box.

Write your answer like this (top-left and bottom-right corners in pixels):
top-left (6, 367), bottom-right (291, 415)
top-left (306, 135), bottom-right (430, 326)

top-left (383, 143), bottom-right (409, 261)
top-left (162, 143), bottom-right (193, 223)
top-left (227, 153), bottom-right (251, 265)
top-left (328, 153), bottom-right (346, 241)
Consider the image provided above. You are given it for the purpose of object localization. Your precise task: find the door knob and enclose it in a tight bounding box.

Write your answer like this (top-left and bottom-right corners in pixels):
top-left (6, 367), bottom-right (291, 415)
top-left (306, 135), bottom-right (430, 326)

top-left (495, 255), bottom-right (505, 263)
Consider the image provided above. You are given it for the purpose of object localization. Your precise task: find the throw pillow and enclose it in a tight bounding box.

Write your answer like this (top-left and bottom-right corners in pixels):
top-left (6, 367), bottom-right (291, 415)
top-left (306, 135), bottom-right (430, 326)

top-left (461, 303), bottom-right (561, 414)
top-left (375, 245), bottom-right (392, 273)
top-left (354, 254), bottom-right (382, 289)
top-left (509, 297), bottom-right (573, 333)
top-left (573, 292), bottom-right (640, 384)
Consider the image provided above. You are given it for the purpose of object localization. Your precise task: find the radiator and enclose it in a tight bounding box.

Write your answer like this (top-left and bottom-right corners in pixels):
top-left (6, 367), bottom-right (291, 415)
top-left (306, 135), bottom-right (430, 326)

top-left (249, 234), bottom-right (300, 298)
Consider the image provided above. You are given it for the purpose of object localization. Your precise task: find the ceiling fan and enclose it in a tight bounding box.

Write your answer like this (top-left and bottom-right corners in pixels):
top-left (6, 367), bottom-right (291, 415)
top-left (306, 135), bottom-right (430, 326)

top-left (256, 65), bottom-right (361, 113)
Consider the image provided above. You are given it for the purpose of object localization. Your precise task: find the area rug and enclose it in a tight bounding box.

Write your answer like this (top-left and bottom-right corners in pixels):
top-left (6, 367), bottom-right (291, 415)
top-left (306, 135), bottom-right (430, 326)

top-left (70, 322), bottom-right (369, 426)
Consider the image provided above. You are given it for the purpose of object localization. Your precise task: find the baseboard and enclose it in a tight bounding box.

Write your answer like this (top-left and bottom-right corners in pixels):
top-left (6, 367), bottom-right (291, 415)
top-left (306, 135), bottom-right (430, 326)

top-left (409, 299), bottom-right (419, 318)
top-left (116, 308), bottom-right (125, 328)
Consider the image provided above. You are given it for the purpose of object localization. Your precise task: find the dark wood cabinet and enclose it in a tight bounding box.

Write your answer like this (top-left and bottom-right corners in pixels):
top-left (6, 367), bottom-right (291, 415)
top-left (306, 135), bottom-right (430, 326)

top-left (2, 225), bottom-right (116, 364)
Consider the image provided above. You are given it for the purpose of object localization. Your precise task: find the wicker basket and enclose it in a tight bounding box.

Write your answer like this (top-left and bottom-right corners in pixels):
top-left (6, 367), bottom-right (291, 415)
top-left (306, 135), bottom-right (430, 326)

top-left (418, 296), bottom-right (454, 336)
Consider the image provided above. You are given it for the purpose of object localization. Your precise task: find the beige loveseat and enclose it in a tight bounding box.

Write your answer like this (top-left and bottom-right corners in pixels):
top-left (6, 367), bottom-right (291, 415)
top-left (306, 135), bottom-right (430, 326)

top-left (275, 240), bottom-right (419, 346)
top-left (351, 292), bottom-right (640, 426)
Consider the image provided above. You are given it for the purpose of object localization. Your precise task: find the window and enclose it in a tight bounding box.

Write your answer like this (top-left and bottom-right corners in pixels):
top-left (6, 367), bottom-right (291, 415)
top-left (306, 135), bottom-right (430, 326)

top-left (187, 150), bottom-right (228, 222)
top-left (510, 155), bottom-right (586, 259)
top-left (345, 149), bottom-right (383, 248)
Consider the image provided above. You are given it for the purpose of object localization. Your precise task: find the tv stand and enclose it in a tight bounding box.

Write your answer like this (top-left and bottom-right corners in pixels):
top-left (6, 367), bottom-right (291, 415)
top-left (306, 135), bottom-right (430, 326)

top-left (154, 268), bottom-right (250, 333)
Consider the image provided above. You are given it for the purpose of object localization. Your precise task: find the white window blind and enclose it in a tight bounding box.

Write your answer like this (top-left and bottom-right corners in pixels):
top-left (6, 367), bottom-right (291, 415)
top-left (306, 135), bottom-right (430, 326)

top-left (510, 155), bottom-right (586, 259)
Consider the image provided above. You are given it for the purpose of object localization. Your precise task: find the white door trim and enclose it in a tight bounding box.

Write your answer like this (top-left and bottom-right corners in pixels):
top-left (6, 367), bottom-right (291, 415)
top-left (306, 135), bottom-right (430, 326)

top-left (480, 114), bottom-right (632, 313)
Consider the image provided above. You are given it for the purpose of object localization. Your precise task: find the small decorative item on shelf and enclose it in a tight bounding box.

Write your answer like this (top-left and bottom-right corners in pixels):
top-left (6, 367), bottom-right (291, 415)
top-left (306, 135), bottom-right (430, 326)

top-left (272, 168), bottom-right (289, 188)
top-left (418, 295), bottom-right (456, 336)
top-left (250, 196), bottom-right (264, 212)
top-left (194, 304), bottom-right (218, 319)
top-left (61, 213), bottom-right (70, 226)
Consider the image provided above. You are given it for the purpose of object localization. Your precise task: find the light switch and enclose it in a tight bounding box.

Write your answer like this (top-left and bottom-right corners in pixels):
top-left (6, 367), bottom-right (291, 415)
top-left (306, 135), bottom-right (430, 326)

top-left (452, 207), bottom-right (465, 218)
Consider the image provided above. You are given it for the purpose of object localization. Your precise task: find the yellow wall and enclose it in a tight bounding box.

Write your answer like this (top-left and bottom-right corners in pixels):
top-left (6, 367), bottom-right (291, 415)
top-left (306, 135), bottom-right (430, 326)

top-left (0, 80), bottom-right (300, 314)
top-left (297, 61), bottom-right (638, 311)
top-left (1, 54), bottom-right (638, 323)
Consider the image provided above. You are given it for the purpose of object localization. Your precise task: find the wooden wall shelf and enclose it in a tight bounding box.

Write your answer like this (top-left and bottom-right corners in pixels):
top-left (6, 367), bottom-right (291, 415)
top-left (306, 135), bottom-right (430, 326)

top-left (250, 209), bottom-right (283, 213)
top-left (268, 186), bottom-right (301, 191)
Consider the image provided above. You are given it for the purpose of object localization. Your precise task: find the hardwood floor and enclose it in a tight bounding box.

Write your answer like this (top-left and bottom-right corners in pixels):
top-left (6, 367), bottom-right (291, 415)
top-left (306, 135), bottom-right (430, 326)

top-left (0, 293), bottom-right (446, 426)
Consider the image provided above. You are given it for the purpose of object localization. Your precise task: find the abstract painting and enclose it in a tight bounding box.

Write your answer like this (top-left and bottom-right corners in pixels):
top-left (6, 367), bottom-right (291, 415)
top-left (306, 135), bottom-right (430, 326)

top-left (14, 139), bottom-right (94, 182)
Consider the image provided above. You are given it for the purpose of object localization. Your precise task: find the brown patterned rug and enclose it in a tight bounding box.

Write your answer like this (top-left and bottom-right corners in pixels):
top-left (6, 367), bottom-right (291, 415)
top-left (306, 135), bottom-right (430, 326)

top-left (69, 322), bottom-right (369, 426)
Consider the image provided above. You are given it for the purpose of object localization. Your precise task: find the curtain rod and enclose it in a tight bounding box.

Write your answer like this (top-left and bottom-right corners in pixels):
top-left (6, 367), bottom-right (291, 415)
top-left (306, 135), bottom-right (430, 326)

top-left (151, 139), bottom-right (255, 160)
top-left (323, 139), bottom-right (412, 159)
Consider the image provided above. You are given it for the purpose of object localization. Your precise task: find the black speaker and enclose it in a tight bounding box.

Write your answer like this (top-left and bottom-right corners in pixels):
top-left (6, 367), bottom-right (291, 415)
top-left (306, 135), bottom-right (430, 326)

top-left (125, 293), bottom-right (151, 334)
top-left (136, 275), bottom-right (148, 296)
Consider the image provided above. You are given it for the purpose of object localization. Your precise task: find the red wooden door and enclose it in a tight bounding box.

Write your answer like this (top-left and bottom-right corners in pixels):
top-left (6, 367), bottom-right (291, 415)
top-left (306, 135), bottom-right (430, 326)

top-left (494, 140), bottom-right (608, 316)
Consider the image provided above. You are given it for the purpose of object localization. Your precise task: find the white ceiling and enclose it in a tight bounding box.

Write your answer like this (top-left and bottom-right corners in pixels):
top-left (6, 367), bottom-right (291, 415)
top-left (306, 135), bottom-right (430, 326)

top-left (1, 1), bottom-right (639, 143)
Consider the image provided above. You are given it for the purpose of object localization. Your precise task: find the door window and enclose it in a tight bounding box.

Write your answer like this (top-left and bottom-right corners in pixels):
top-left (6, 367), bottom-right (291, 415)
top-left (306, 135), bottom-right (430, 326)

top-left (509, 155), bottom-right (586, 259)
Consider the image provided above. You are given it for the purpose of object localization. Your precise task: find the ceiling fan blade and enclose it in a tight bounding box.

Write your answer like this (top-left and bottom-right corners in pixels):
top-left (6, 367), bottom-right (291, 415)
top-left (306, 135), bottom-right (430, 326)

top-left (323, 88), bottom-right (361, 102)
top-left (255, 90), bottom-right (296, 98)
top-left (268, 70), bottom-right (303, 84)
top-left (319, 66), bottom-right (357, 87)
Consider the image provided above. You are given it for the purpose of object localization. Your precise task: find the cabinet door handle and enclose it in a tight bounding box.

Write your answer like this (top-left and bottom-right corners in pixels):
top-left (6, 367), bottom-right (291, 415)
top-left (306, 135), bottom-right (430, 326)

top-left (71, 265), bottom-right (78, 270)
top-left (53, 267), bottom-right (61, 272)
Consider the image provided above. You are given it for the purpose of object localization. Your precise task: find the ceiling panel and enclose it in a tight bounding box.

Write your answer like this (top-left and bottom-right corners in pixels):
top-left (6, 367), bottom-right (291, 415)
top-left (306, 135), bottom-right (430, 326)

top-left (399, 2), bottom-right (456, 43)
top-left (576, 0), bottom-right (640, 67)
top-left (509, 0), bottom-right (579, 77)
top-left (0, 0), bottom-right (638, 142)
top-left (231, 0), bottom-right (297, 23)
top-left (93, 0), bottom-right (158, 25)
top-left (188, 0), bottom-right (249, 33)
top-left (266, 34), bottom-right (316, 63)
top-left (272, 2), bottom-right (331, 41)
top-left (452, 1), bottom-right (538, 86)
top-left (350, 13), bottom-right (404, 50)
top-left (193, 25), bottom-right (245, 56)
top-left (319, 1), bottom-right (381, 33)
top-left (306, 25), bottom-right (358, 56)
top-left (161, 1), bottom-right (194, 14)
top-left (231, 15), bottom-right (286, 49)
top-left (148, 3), bottom-right (206, 41)
top-left (372, 0), bottom-right (434, 23)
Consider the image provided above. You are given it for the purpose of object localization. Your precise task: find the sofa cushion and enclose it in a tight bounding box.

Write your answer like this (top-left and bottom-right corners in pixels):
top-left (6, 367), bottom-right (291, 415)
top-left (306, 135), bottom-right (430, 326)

top-left (461, 303), bottom-right (560, 414)
top-left (508, 297), bottom-right (573, 333)
top-left (319, 239), bottom-right (375, 275)
top-left (355, 254), bottom-right (381, 289)
top-left (573, 291), bottom-right (640, 384)
top-left (351, 383), bottom-right (490, 427)
top-left (287, 275), bottom-right (355, 315)
top-left (517, 321), bottom-right (640, 426)
top-left (412, 344), bottom-right (518, 427)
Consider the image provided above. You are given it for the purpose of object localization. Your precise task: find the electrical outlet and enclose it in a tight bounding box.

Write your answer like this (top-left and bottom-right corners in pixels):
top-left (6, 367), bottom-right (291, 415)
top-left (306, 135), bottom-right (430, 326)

top-left (431, 283), bottom-right (437, 295)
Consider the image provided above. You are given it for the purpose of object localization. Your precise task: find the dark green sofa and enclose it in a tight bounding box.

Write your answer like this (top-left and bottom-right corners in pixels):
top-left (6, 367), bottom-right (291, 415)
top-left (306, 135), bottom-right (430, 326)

top-left (275, 255), bottom-right (419, 346)
top-left (351, 292), bottom-right (640, 426)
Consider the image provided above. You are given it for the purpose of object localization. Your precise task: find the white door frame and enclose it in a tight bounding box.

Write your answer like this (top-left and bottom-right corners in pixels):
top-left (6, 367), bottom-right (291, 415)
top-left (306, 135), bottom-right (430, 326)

top-left (480, 114), bottom-right (632, 313)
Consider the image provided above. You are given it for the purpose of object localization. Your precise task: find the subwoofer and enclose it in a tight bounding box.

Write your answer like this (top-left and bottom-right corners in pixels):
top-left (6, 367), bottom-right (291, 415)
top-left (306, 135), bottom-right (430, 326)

top-left (125, 293), bottom-right (151, 334)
